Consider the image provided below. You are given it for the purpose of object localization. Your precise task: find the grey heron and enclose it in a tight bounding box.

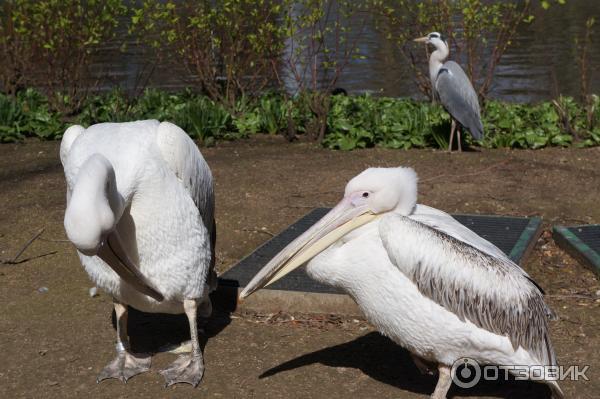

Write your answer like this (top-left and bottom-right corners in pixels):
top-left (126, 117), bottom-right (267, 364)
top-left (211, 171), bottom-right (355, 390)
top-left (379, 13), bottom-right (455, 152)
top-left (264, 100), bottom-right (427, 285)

top-left (240, 167), bottom-right (563, 399)
top-left (414, 32), bottom-right (484, 151)
top-left (61, 120), bottom-right (217, 387)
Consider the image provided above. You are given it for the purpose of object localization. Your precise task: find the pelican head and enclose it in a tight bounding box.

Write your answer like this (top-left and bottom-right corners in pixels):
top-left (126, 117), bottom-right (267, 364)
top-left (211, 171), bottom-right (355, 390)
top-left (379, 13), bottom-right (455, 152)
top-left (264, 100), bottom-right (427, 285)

top-left (64, 153), bottom-right (163, 301)
top-left (64, 154), bottom-right (123, 255)
top-left (414, 31), bottom-right (448, 50)
top-left (240, 167), bottom-right (417, 299)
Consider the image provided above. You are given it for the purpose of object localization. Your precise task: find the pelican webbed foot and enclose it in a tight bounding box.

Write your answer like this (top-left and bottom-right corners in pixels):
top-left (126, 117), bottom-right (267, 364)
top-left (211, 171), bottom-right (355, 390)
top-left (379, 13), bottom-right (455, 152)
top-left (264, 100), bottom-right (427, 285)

top-left (159, 353), bottom-right (205, 387)
top-left (97, 351), bottom-right (151, 383)
top-left (160, 297), bottom-right (206, 387)
top-left (97, 301), bottom-right (152, 383)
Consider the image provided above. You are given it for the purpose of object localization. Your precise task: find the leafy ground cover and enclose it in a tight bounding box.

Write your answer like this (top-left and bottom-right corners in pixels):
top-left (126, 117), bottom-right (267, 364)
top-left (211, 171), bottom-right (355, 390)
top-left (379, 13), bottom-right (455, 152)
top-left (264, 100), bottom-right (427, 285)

top-left (1, 89), bottom-right (599, 150)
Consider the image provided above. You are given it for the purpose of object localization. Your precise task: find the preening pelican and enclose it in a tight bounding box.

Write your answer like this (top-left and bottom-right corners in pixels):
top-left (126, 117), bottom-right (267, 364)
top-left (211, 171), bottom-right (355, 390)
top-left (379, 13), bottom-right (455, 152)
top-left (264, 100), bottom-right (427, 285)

top-left (241, 167), bottom-right (563, 399)
top-left (61, 120), bottom-right (216, 387)
top-left (414, 32), bottom-right (484, 151)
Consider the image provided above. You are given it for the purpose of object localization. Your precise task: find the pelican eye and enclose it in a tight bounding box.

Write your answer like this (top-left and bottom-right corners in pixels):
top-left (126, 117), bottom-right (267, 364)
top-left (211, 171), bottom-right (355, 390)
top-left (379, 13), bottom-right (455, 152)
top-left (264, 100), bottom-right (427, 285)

top-left (362, 192), bottom-right (369, 198)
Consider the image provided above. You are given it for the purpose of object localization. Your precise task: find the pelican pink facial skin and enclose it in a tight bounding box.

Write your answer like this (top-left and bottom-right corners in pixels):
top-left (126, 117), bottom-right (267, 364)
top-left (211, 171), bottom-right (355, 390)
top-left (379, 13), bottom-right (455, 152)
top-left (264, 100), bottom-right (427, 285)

top-left (240, 167), bottom-right (418, 299)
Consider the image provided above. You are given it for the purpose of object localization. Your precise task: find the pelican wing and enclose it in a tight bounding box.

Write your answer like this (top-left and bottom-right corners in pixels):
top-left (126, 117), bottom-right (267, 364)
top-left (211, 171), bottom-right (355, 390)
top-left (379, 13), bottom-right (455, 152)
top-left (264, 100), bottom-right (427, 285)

top-left (380, 213), bottom-right (556, 365)
top-left (410, 204), bottom-right (507, 261)
top-left (156, 122), bottom-right (217, 285)
top-left (60, 125), bottom-right (86, 196)
top-left (435, 61), bottom-right (483, 140)
top-left (156, 122), bottom-right (214, 229)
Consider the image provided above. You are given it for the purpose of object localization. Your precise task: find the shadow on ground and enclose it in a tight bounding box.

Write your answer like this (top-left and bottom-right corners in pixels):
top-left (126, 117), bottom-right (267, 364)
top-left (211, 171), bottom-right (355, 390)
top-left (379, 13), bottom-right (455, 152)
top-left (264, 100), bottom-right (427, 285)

top-left (260, 331), bottom-right (552, 398)
top-left (109, 303), bottom-right (232, 355)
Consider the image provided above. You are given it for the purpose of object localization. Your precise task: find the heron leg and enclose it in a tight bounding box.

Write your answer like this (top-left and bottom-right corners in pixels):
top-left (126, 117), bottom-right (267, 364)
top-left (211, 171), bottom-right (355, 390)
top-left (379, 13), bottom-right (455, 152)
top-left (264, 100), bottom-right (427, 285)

top-left (160, 298), bottom-right (205, 387)
top-left (448, 119), bottom-right (457, 152)
top-left (430, 364), bottom-right (452, 399)
top-left (97, 301), bottom-right (151, 383)
top-left (457, 126), bottom-right (462, 152)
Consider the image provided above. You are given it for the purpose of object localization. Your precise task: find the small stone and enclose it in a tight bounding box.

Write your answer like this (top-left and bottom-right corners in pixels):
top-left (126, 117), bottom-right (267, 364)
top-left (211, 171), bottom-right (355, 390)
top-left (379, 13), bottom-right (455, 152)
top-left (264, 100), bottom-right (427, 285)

top-left (38, 350), bottom-right (48, 356)
top-left (37, 287), bottom-right (49, 294)
top-left (595, 289), bottom-right (600, 297)
top-left (89, 286), bottom-right (98, 297)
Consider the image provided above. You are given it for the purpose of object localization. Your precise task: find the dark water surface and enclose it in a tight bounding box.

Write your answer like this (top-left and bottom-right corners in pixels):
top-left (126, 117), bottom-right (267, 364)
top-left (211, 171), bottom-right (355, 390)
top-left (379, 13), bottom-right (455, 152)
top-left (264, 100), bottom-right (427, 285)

top-left (92, 1), bottom-right (600, 103)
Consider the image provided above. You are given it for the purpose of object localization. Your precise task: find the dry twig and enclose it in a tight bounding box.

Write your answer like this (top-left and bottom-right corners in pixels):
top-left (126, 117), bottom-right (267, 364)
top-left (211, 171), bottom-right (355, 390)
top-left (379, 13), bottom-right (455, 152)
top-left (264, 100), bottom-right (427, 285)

top-left (3, 228), bottom-right (46, 265)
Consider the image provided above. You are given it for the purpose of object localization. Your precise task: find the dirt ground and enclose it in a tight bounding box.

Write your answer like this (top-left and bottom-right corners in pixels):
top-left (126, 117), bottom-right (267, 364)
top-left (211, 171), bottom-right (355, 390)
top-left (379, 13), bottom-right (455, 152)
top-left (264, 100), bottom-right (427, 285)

top-left (1, 136), bottom-right (599, 398)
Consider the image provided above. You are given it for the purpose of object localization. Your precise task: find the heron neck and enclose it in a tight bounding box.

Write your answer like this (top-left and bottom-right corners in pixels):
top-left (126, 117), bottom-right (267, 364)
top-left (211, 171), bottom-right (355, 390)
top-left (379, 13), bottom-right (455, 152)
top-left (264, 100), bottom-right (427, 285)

top-left (429, 46), bottom-right (449, 87)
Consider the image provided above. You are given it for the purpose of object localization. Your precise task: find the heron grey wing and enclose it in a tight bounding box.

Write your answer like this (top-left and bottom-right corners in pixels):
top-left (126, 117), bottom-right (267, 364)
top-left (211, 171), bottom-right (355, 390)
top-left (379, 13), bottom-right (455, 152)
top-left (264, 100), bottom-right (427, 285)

top-left (380, 214), bottom-right (556, 366)
top-left (410, 204), bottom-right (507, 261)
top-left (156, 121), bottom-right (215, 242)
top-left (436, 61), bottom-right (484, 140)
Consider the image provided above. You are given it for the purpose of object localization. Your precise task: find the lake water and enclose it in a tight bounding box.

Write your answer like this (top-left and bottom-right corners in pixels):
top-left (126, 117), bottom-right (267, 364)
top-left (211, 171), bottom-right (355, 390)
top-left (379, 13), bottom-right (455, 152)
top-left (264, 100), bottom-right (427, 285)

top-left (92, 0), bottom-right (600, 103)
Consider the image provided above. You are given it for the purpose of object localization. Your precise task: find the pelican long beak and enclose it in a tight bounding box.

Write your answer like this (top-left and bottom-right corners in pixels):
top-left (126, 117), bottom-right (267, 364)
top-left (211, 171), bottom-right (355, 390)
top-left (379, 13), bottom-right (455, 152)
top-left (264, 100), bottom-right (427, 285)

top-left (413, 36), bottom-right (429, 43)
top-left (239, 198), bottom-right (379, 300)
top-left (97, 230), bottom-right (164, 302)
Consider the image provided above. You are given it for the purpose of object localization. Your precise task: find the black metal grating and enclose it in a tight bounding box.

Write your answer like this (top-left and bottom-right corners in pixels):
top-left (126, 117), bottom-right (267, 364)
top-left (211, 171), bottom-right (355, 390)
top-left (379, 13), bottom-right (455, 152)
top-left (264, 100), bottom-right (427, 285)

top-left (451, 214), bottom-right (530, 260)
top-left (553, 225), bottom-right (600, 276)
top-left (219, 208), bottom-right (540, 294)
top-left (569, 225), bottom-right (600, 254)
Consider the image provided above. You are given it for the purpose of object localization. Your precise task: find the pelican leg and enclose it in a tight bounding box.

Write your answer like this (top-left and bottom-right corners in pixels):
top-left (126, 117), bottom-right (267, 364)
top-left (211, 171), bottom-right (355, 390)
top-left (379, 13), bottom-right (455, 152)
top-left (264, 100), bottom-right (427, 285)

top-left (160, 298), bottom-right (205, 387)
top-left (457, 127), bottom-right (462, 152)
top-left (448, 119), bottom-right (457, 152)
top-left (97, 301), bottom-right (151, 383)
top-left (430, 364), bottom-right (452, 399)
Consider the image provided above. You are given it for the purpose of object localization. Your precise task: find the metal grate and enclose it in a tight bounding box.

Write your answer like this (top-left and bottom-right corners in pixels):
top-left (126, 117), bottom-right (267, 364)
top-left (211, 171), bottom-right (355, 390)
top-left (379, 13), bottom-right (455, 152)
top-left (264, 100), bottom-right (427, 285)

top-left (553, 225), bottom-right (600, 277)
top-left (570, 225), bottom-right (600, 254)
top-left (220, 208), bottom-right (542, 294)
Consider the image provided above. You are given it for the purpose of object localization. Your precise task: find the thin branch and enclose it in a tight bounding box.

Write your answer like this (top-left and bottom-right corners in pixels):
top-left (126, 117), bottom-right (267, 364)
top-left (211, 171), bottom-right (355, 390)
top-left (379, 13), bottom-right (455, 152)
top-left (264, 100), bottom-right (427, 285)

top-left (3, 228), bottom-right (45, 264)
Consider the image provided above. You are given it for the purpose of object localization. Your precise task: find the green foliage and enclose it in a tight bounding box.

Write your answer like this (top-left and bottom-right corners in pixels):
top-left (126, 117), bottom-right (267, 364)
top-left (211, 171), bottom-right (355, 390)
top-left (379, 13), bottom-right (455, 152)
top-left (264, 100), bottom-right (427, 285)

top-left (131, 0), bottom-right (285, 108)
top-left (77, 89), bottom-right (135, 126)
top-left (0, 94), bottom-right (23, 142)
top-left (0, 0), bottom-right (127, 112)
top-left (482, 101), bottom-right (569, 149)
top-left (176, 97), bottom-right (233, 145)
top-left (1, 88), bottom-right (599, 151)
top-left (324, 95), bottom-right (451, 150)
top-left (323, 94), bottom-right (600, 150)
top-left (0, 89), bottom-right (63, 142)
top-left (17, 89), bottom-right (63, 139)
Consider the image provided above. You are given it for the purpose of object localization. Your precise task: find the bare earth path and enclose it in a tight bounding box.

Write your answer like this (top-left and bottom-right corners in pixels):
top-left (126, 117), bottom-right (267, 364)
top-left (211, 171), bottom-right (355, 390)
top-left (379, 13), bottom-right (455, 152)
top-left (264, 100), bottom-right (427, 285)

top-left (0, 136), bottom-right (598, 398)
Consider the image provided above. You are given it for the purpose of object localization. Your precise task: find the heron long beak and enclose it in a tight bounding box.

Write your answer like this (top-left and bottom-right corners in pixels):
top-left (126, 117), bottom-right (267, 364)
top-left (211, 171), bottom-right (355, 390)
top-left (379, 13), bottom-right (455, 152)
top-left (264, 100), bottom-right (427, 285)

top-left (97, 230), bottom-right (164, 302)
top-left (239, 198), bottom-right (379, 300)
top-left (413, 36), bottom-right (429, 43)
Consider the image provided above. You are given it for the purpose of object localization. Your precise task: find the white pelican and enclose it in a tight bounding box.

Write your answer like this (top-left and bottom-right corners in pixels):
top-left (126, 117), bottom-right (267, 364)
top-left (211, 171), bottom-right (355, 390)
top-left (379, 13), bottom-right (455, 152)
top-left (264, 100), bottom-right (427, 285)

top-left (414, 32), bottom-right (484, 151)
top-left (61, 120), bottom-right (216, 387)
top-left (241, 167), bottom-right (563, 399)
